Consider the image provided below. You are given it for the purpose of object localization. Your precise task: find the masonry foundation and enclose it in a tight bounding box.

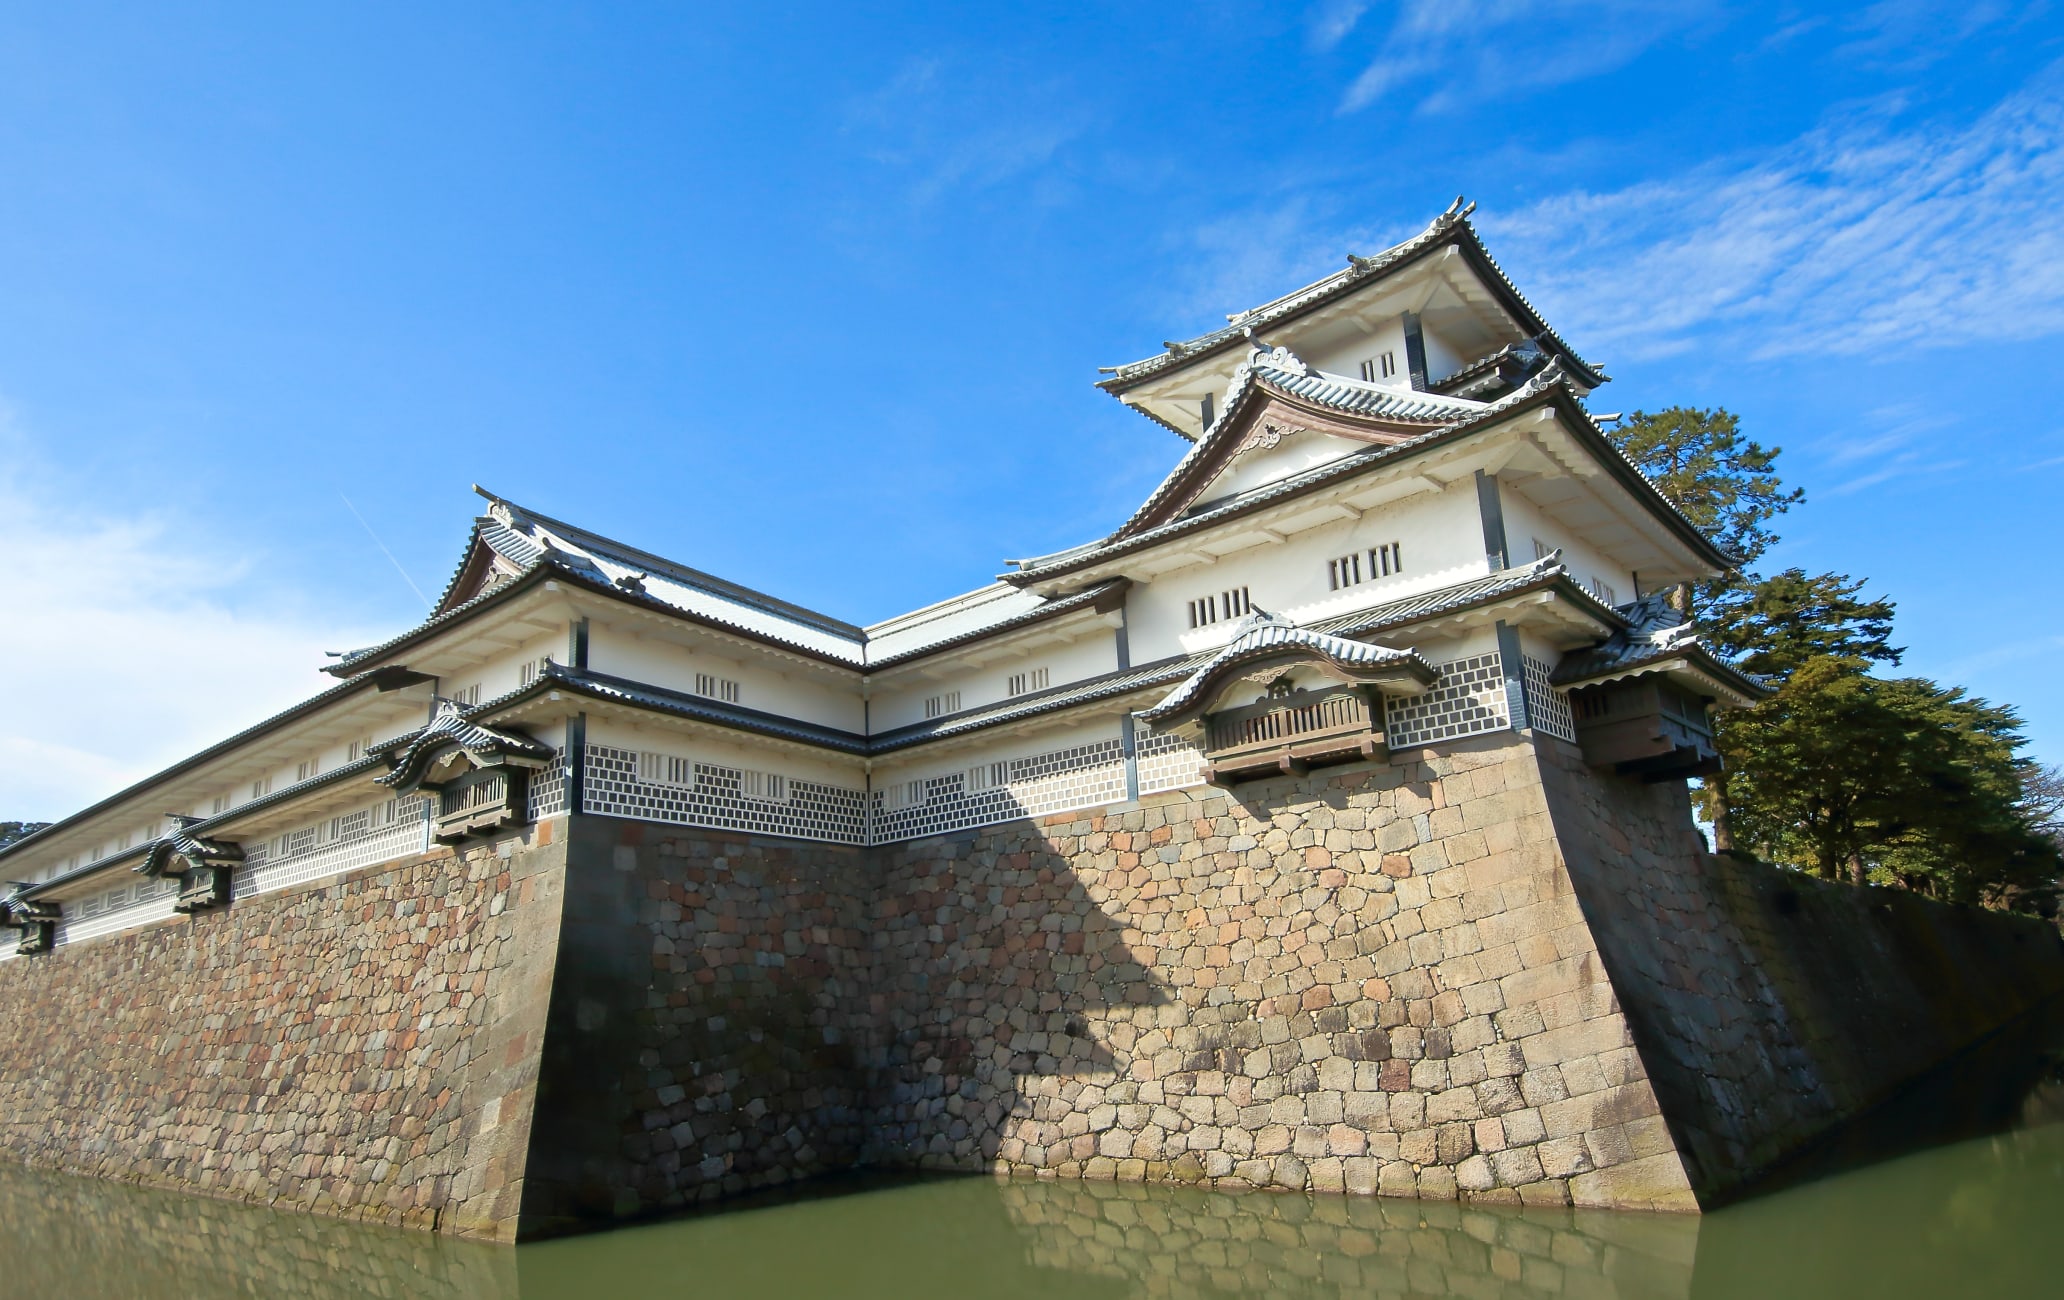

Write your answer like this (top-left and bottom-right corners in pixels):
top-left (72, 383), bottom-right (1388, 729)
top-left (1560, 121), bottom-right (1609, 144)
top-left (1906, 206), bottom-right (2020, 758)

top-left (3, 731), bottom-right (2061, 1238)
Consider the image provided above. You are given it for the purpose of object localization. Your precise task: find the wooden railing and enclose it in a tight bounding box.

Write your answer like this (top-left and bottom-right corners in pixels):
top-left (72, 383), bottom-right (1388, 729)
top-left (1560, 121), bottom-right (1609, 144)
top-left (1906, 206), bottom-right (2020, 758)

top-left (1202, 686), bottom-right (1387, 784)
top-left (1207, 688), bottom-right (1372, 758)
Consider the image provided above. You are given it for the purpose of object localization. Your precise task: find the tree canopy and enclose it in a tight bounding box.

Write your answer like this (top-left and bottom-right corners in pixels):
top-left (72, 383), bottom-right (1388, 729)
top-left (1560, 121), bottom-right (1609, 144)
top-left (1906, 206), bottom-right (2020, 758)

top-left (1605, 407), bottom-right (2060, 914)
top-left (0, 822), bottom-right (48, 851)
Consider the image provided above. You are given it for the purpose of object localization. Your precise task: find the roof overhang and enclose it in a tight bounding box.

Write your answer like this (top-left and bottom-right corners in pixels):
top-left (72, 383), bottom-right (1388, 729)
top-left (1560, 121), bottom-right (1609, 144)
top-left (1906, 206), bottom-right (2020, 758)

top-left (1098, 204), bottom-right (1606, 439)
top-left (1006, 385), bottom-right (1732, 596)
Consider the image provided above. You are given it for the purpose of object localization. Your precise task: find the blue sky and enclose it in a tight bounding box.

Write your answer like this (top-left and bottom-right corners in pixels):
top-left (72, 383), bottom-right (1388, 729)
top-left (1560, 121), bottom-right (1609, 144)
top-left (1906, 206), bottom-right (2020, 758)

top-left (3, 1), bottom-right (2061, 817)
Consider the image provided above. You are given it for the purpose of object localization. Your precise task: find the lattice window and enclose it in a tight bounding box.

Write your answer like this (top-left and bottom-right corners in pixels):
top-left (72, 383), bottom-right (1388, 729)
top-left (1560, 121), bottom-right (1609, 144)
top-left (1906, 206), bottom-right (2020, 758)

top-left (529, 749), bottom-right (569, 818)
top-left (583, 745), bottom-right (866, 845)
top-left (1385, 653), bottom-right (1513, 749)
top-left (235, 797), bottom-right (433, 901)
top-left (1588, 577), bottom-right (1618, 607)
top-left (1006, 667), bottom-right (1050, 697)
top-left (1522, 655), bottom-right (1577, 743)
top-left (924, 691), bottom-right (961, 719)
top-left (869, 737), bottom-right (1126, 844)
top-left (450, 684), bottom-right (482, 707)
top-left (518, 657), bottom-right (552, 686)
top-left (1371, 542), bottom-right (1402, 577)
top-left (1137, 726), bottom-right (1207, 795)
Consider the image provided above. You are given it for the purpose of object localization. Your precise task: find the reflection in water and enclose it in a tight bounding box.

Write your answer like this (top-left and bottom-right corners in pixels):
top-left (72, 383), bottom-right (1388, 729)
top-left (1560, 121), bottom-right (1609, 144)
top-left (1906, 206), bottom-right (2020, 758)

top-left (2, 1041), bottom-right (2062, 1299)
top-left (0, 1163), bottom-right (512, 1299)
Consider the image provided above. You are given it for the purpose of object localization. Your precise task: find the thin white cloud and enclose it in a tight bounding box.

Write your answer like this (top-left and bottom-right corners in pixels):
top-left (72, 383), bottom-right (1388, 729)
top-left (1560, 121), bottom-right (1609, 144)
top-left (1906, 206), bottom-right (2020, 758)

top-left (0, 443), bottom-right (381, 821)
top-left (842, 56), bottom-right (1094, 208)
top-left (1481, 62), bottom-right (2064, 361)
top-left (1335, 1), bottom-right (1716, 114)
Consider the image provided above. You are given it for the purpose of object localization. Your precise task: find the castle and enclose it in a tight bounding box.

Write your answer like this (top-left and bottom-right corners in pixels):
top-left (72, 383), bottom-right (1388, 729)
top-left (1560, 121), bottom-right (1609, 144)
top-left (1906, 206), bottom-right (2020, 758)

top-left (2, 200), bottom-right (2057, 1239)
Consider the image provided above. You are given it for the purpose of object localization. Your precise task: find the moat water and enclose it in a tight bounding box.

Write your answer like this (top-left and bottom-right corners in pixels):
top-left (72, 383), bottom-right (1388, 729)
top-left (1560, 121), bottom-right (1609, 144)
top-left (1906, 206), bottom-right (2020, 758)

top-left (4, 1011), bottom-right (2062, 1300)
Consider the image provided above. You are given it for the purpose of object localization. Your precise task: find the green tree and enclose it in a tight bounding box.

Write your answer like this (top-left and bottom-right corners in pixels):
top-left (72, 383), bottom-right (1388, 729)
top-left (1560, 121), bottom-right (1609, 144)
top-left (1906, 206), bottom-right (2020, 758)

top-left (1606, 407), bottom-right (2060, 909)
top-left (1719, 660), bottom-right (2061, 906)
top-left (0, 822), bottom-right (47, 851)
top-left (1705, 568), bottom-right (1901, 678)
top-left (1615, 408), bottom-right (1802, 572)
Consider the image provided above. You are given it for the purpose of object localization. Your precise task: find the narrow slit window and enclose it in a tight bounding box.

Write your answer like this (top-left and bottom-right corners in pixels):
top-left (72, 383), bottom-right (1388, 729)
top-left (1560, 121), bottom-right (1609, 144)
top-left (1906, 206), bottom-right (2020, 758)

top-left (923, 691), bottom-right (961, 719)
top-left (695, 673), bottom-right (742, 704)
top-left (1359, 353), bottom-right (1397, 382)
top-left (1328, 553), bottom-right (1364, 590)
top-left (1189, 587), bottom-right (1250, 627)
top-left (1006, 667), bottom-right (1050, 697)
top-left (1369, 542), bottom-right (1402, 577)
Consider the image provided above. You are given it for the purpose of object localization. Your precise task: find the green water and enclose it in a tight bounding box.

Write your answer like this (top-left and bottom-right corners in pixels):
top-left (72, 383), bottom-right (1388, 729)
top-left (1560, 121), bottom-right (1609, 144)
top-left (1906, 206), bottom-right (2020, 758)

top-left (1, 1115), bottom-right (2060, 1300)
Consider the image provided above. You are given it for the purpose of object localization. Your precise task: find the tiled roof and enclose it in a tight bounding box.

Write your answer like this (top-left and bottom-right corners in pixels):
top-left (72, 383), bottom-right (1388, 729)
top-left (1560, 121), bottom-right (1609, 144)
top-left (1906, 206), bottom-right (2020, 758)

top-left (1551, 592), bottom-right (1770, 700)
top-left (0, 670), bottom-right (395, 870)
top-left (137, 820), bottom-right (245, 877)
top-left (1111, 345), bottom-right (1486, 541)
top-left (523, 666), bottom-right (871, 754)
top-left (378, 701), bottom-right (556, 789)
top-left (868, 658), bottom-right (1195, 753)
top-left (1140, 612), bottom-right (1433, 723)
top-left (1016, 364), bottom-right (1573, 581)
top-left (1430, 338), bottom-right (1547, 396)
top-left (337, 490), bottom-right (1115, 676)
top-left (1310, 553), bottom-right (1619, 640)
top-left (1098, 198), bottom-right (1605, 395)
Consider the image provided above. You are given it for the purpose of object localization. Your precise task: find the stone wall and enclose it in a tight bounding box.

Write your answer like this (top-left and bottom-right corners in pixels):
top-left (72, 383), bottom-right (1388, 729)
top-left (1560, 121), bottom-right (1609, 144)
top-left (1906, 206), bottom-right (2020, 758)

top-left (1538, 740), bottom-right (2064, 1202)
top-left (515, 815), bottom-right (876, 1234)
top-left (0, 828), bottom-right (567, 1239)
top-left (867, 732), bottom-right (1698, 1210)
top-left (9, 722), bottom-right (2064, 1240)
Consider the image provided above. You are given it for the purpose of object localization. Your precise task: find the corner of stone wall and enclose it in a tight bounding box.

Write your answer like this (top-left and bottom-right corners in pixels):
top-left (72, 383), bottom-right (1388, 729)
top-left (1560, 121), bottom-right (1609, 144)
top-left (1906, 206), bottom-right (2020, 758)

top-left (1532, 736), bottom-right (2064, 1205)
top-left (865, 735), bottom-right (1702, 1212)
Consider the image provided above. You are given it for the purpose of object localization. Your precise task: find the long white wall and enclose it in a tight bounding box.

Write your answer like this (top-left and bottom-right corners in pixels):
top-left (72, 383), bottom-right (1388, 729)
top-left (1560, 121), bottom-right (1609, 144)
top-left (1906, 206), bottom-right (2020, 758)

top-left (868, 627), bottom-right (1121, 732)
top-left (1126, 478), bottom-right (1490, 666)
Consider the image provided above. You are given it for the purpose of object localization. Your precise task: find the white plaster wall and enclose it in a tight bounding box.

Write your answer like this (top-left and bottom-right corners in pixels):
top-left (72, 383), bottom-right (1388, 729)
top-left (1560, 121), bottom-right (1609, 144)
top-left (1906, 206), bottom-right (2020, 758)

top-left (438, 629), bottom-right (566, 708)
top-left (869, 713), bottom-right (1125, 794)
top-left (586, 627), bottom-right (865, 733)
top-left (584, 714), bottom-right (864, 792)
top-left (1420, 321), bottom-right (1464, 382)
top-left (1499, 486), bottom-right (1636, 606)
top-left (869, 627), bottom-right (1120, 732)
top-left (1126, 479), bottom-right (1490, 666)
top-left (1200, 431), bottom-right (1365, 507)
top-left (1301, 317), bottom-right (1413, 392)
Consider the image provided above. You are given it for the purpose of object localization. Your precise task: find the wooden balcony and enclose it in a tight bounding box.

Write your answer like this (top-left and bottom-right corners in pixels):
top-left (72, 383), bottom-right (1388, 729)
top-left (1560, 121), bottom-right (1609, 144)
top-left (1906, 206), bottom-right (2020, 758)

top-left (1203, 686), bottom-right (1388, 786)
top-left (1571, 679), bottom-right (1720, 781)
top-left (435, 768), bottom-right (528, 843)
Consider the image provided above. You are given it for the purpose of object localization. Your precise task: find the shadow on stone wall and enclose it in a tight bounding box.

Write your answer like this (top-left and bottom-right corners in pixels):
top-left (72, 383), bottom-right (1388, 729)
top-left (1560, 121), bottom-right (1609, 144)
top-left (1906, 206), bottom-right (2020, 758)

top-left (870, 826), bottom-right (1169, 1173)
top-left (519, 818), bottom-right (882, 1232)
top-left (0, 1161), bottom-right (514, 1298)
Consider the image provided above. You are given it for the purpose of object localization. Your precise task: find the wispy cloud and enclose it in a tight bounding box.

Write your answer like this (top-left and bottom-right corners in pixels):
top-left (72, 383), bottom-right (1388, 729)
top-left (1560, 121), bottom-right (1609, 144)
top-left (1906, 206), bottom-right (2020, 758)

top-left (1929, 634), bottom-right (2064, 684)
top-left (0, 430), bottom-right (379, 820)
top-left (1836, 0), bottom-right (2027, 67)
top-left (1332, 1), bottom-right (1716, 114)
top-left (1481, 62), bottom-right (2064, 361)
top-left (843, 56), bottom-right (1094, 208)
